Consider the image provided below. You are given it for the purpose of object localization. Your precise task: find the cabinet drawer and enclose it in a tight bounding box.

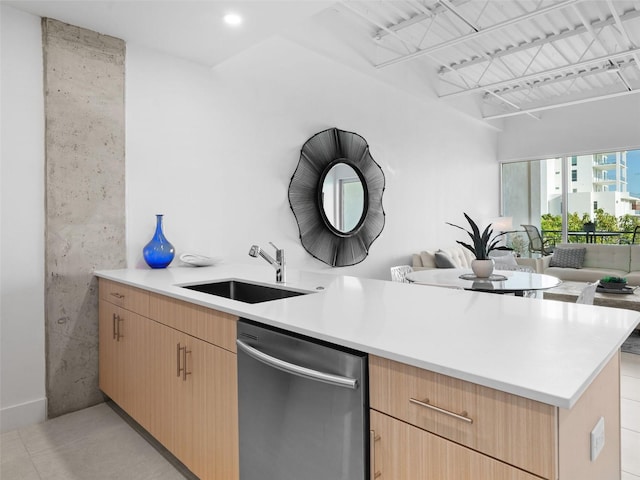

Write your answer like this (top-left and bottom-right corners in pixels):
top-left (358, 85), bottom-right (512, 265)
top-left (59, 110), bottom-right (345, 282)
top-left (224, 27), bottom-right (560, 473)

top-left (369, 356), bottom-right (556, 479)
top-left (149, 293), bottom-right (237, 352)
top-left (99, 278), bottom-right (149, 317)
top-left (370, 410), bottom-right (543, 480)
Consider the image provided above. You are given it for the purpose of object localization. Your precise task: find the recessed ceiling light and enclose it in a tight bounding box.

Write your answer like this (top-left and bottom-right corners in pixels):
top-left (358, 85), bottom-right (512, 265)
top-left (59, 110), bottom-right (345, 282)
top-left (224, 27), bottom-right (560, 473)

top-left (224, 13), bottom-right (243, 26)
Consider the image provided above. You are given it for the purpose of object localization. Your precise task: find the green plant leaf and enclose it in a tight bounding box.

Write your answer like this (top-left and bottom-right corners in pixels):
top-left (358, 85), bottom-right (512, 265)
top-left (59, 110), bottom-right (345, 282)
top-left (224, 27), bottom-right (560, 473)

top-left (447, 213), bottom-right (512, 260)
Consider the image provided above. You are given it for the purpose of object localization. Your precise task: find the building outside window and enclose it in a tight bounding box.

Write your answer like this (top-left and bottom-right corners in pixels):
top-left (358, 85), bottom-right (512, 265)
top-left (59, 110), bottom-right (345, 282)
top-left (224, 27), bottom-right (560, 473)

top-left (501, 149), bottom-right (640, 250)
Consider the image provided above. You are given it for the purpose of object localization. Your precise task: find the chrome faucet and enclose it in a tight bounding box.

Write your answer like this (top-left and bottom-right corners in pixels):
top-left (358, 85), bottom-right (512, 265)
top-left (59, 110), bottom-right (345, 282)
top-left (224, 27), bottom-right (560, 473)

top-left (248, 242), bottom-right (286, 283)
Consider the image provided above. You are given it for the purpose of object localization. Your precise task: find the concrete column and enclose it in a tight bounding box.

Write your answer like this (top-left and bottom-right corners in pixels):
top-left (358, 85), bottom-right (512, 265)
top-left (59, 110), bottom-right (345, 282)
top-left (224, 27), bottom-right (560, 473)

top-left (42, 18), bottom-right (125, 417)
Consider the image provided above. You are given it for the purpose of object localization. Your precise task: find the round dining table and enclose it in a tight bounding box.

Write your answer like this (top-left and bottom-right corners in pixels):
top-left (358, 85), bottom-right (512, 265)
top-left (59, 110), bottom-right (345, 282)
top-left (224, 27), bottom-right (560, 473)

top-left (406, 268), bottom-right (561, 296)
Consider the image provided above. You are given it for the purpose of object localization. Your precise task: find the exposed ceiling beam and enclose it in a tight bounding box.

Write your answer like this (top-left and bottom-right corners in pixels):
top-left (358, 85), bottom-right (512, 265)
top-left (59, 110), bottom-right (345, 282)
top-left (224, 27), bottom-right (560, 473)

top-left (440, 48), bottom-right (640, 99)
top-left (341, 0), bottom-right (534, 116)
top-left (483, 88), bottom-right (640, 120)
top-left (373, 0), bottom-right (469, 39)
top-left (571, 3), bottom-right (635, 94)
top-left (483, 89), bottom-right (540, 120)
top-left (605, 0), bottom-right (640, 68)
top-left (375, 0), bottom-right (579, 69)
top-left (488, 61), bottom-right (633, 96)
top-left (437, 52), bottom-right (541, 119)
top-left (439, 9), bottom-right (640, 73)
top-left (373, 11), bottom-right (431, 40)
top-left (572, 3), bottom-right (604, 49)
top-left (439, 0), bottom-right (480, 32)
top-left (606, 0), bottom-right (637, 49)
top-left (615, 70), bottom-right (634, 91)
top-left (340, 2), bottom-right (419, 54)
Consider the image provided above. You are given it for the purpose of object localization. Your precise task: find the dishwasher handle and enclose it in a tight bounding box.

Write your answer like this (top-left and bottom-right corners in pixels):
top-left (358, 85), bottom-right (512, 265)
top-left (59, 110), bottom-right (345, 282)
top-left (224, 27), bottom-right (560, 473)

top-left (236, 339), bottom-right (358, 390)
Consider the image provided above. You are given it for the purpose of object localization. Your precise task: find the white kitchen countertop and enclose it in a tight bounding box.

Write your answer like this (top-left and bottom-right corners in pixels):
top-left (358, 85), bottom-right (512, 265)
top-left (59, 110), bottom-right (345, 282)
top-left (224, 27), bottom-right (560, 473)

top-left (95, 263), bottom-right (640, 409)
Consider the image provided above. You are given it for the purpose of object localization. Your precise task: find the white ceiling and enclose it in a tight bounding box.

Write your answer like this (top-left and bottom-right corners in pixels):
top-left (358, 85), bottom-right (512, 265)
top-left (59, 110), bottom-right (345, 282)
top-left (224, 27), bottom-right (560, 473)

top-left (5, 0), bottom-right (640, 120)
top-left (4, 0), bottom-right (336, 65)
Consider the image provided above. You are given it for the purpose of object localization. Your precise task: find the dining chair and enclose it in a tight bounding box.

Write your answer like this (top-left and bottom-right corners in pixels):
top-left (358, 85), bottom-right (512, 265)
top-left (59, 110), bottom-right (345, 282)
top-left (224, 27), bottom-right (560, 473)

top-left (390, 265), bottom-right (413, 283)
top-left (576, 282), bottom-right (599, 305)
top-left (583, 222), bottom-right (596, 243)
top-left (521, 224), bottom-right (555, 256)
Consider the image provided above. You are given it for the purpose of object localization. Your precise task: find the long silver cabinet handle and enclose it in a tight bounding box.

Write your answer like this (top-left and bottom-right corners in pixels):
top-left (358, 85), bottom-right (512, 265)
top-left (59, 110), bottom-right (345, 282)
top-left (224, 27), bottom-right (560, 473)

top-left (236, 339), bottom-right (358, 389)
top-left (409, 397), bottom-right (473, 424)
top-left (176, 343), bottom-right (182, 377)
top-left (370, 430), bottom-right (381, 479)
top-left (182, 345), bottom-right (191, 381)
top-left (116, 315), bottom-right (123, 342)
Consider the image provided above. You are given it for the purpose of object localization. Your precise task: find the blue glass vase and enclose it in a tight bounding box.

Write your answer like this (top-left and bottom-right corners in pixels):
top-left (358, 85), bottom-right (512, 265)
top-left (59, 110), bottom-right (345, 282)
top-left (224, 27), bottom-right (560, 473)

top-left (143, 214), bottom-right (175, 268)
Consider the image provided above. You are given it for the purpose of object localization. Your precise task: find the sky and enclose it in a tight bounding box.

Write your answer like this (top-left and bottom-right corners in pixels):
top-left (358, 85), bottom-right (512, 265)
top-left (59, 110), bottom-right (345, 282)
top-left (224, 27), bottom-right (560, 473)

top-left (625, 149), bottom-right (640, 197)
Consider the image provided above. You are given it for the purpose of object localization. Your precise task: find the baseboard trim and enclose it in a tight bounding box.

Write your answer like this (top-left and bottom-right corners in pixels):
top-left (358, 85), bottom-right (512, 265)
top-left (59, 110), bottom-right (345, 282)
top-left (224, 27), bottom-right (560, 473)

top-left (0, 397), bottom-right (47, 433)
top-left (105, 400), bottom-right (197, 480)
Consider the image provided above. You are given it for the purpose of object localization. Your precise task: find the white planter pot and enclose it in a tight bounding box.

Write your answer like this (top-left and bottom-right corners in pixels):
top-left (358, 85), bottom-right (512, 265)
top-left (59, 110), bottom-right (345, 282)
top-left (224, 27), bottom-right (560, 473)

top-left (471, 259), bottom-right (495, 278)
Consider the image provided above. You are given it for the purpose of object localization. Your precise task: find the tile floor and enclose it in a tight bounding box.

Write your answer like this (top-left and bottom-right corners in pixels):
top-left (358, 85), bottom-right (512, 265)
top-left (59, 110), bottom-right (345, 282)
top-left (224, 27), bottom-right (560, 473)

top-left (2, 353), bottom-right (640, 480)
top-left (0, 402), bottom-right (191, 480)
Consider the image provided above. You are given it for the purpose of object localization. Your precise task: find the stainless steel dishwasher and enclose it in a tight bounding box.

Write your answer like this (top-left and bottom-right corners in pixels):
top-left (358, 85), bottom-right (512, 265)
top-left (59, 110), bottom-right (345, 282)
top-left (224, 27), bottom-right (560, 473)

top-left (236, 319), bottom-right (368, 480)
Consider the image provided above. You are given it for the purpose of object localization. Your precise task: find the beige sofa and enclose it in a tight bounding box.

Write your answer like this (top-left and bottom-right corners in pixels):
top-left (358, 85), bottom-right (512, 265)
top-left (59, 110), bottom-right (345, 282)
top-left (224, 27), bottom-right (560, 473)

top-left (412, 246), bottom-right (538, 272)
top-left (412, 246), bottom-right (473, 270)
top-left (540, 244), bottom-right (640, 284)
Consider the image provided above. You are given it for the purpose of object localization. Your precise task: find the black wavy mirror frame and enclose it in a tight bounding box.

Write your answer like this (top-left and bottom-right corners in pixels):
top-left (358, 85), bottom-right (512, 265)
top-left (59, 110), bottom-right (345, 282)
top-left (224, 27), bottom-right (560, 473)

top-left (288, 128), bottom-right (385, 267)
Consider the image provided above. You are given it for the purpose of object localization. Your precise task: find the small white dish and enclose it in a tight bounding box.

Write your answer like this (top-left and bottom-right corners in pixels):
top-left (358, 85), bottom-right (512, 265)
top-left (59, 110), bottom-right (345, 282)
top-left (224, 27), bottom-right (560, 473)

top-left (179, 253), bottom-right (218, 267)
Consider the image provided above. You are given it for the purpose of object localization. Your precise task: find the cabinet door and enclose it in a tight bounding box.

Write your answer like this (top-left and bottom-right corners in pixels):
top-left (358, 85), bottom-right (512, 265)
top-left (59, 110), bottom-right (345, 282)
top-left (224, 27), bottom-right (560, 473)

top-left (149, 321), bottom-right (239, 480)
top-left (369, 355), bottom-right (556, 479)
top-left (191, 334), bottom-right (239, 480)
top-left (370, 410), bottom-right (542, 480)
top-left (98, 300), bottom-right (118, 401)
top-left (144, 319), bottom-right (186, 457)
top-left (117, 308), bottom-right (152, 430)
top-left (98, 300), bottom-right (151, 427)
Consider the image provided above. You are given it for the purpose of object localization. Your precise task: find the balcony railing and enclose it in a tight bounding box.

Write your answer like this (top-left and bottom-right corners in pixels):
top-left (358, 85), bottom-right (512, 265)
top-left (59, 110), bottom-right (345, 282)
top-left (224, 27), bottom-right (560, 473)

top-left (542, 229), bottom-right (635, 245)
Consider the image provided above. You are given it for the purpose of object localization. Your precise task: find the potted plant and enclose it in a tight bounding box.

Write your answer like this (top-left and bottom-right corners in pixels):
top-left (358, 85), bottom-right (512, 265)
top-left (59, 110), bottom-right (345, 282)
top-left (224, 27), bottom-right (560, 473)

top-left (447, 213), bottom-right (512, 277)
top-left (599, 276), bottom-right (627, 290)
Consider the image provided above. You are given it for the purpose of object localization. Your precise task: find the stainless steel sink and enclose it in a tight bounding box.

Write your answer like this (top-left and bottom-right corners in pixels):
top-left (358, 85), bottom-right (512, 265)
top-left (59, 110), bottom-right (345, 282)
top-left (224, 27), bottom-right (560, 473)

top-left (181, 280), bottom-right (309, 304)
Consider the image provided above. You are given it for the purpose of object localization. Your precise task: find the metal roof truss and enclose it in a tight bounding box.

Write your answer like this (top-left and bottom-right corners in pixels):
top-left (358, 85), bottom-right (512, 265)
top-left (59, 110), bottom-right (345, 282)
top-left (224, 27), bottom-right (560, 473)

top-left (341, 0), bottom-right (640, 119)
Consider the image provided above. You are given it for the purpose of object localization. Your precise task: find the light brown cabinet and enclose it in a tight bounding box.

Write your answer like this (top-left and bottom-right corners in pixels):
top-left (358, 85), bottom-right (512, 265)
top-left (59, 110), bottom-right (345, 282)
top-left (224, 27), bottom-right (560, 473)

top-left (369, 353), bottom-right (621, 480)
top-left (98, 284), bottom-right (151, 428)
top-left (98, 279), bottom-right (239, 480)
top-left (370, 410), bottom-right (541, 480)
top-left (147, 317), bottom-right (238, 480)
top-left (99, 278), bottom-right (149, 317)
top-left (99, 278), bottom-right (621, 480)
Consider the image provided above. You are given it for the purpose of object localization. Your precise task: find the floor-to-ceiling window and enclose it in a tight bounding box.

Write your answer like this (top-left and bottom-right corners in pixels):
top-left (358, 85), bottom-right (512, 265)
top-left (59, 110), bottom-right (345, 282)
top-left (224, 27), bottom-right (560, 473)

top-left (501, 149), bottom-right (640, 256)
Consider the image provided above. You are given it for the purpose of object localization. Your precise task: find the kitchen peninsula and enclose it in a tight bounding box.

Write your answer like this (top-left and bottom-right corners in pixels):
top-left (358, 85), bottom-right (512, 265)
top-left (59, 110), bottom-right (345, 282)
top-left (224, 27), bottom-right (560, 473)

top-left (96, 264), bottom-right (640, 480)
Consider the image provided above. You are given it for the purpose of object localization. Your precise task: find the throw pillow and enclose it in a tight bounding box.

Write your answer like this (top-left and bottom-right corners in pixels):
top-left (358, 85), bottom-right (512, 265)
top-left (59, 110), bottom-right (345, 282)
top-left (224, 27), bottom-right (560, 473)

top-left (434, 250), bottom-right (457, 268)
top-left (549, 247), bottom-right (586, 269)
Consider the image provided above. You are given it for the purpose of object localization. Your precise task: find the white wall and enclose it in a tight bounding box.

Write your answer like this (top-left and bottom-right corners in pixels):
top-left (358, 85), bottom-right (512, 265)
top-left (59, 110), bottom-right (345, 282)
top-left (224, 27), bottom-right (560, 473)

top-left (126, 37), bottom-right (500, 280)
top-left (497, 94), bottom-right (640, 162)
top-left (0, 9), bottom-right (499, 430)
top-left (0, 5), bottom-right (47, 432)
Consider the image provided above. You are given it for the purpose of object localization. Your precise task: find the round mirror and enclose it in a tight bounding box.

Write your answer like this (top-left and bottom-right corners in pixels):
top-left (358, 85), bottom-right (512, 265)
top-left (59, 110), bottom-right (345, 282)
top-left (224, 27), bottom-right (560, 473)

top-left (320, 162), bottom-right (366, 234)
top-left (288, 128), bottom-right (385, 267)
